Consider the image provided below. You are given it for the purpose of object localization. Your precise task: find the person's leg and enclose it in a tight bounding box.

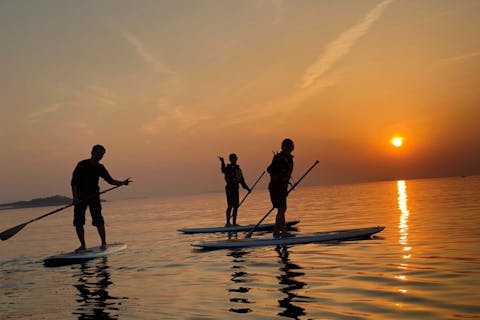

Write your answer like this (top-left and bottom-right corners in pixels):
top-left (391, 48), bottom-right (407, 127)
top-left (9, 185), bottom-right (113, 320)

top-left (232, 187), bottom-right (240, 225)
top-left (226, 185), bottom-right (238, 226)
top-left (270, 186), bottom-right (280, 237)
top-left (273, 209), bottom-right (280, 238)
top-left (225, 187), bottom-right (231, 226)
top-left (277, 207), bottom-right (288, 236)
top-left (73, 203), bottom-right (87, 251)
top-left (225, 205), bottom-right (232, 226)
top-left (270, 184), bottom-right (288, 237)
top-left (75, 225), bottom-right (86, 251)
top-left (232, 206), bottom-right (238, 225)
top-left (97, 224), bottom-right (107, 249)
top-left (278, 185), bottom-right (289, 237)
top-left (273, 207), bottom-right (287, 237)
top-left (89, 198), bottom-right (106, 248)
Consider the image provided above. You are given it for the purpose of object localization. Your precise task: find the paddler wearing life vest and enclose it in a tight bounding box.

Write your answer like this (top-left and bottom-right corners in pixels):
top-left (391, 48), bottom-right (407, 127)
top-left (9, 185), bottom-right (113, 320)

top-left (267, 138), bottom-right (294, 238)
top-left (218, 153), bottom-right (251, 226)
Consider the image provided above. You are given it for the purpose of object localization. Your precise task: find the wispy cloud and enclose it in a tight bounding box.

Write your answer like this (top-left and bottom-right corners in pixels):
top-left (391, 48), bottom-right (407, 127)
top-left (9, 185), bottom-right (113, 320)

top-left (139, 1), bottom-right (395, 134)
top-left (222, 1), bottom-right (394, 128)
top-left (441, 50), bottom-right (480, 64)
top-left (271, 0), bottom-right (285, 24)
top-left (25, 104), bottom-right (62, 122)
top-left (84, 85), bottom-right (117, 107)
top-left (121, 30), bottom-right (189, 135)
top-left (299, 0), bottom-right (394, 89)
top-left (220, 75), bottom-right (338, 128)
top-left (256, 0), bottom-right (286, 25)
top-left (64, 121), bottom-right (95, 136)
top-left (122, 31), bottom-right (176, 75)
top-left (142, 99), bottom-right (210, 135)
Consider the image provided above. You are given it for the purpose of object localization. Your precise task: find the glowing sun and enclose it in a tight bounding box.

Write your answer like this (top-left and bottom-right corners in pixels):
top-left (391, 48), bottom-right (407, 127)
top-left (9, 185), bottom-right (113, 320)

top-left (391, 136), bottom-right (404, 148)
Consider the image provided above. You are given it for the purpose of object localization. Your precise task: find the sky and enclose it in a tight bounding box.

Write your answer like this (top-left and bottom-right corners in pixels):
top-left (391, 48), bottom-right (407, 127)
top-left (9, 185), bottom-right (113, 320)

top-left (1, 0), bottom-right (479, 202)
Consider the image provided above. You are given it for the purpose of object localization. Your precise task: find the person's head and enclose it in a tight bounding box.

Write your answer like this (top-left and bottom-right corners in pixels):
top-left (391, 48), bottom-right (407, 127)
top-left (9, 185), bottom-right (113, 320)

top-left (281, 138), bottom-right (294, 154)
top-left (91, 144), bottom-right (106, 162)
top-left (229, 153), bottom-right (238, 164)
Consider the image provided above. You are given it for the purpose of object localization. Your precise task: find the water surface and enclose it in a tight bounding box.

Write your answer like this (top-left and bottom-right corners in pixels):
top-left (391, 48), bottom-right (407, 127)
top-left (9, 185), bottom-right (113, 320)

top-left (1, 176), bottom-right (479, 319)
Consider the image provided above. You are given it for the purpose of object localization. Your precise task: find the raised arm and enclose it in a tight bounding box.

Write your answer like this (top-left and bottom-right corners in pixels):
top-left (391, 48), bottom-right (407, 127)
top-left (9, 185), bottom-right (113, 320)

top-left (218, 156), bottom-right (226, 173)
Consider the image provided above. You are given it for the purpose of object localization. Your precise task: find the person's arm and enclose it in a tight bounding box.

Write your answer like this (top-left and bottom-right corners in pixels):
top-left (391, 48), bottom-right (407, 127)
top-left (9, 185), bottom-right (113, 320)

top-left (100, 165), bottom-right (130, 186)
top-left (239, 169), bottom-right (250, 191)
top-left (218, 157), bottom-right (226, 173)
top-left (109, 178), bottom-right (130, 186)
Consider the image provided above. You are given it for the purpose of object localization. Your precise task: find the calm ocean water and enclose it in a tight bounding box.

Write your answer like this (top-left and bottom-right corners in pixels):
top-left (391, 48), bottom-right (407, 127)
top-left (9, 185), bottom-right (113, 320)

top-left (1, 176), bottom-right (479, 319)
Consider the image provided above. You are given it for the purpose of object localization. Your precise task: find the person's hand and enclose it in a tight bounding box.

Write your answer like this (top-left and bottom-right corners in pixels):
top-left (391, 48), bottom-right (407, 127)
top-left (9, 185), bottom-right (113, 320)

top-left (123, 178), bottom-right (132, 186)
top-left (218, 156), bottom-right (224, 162)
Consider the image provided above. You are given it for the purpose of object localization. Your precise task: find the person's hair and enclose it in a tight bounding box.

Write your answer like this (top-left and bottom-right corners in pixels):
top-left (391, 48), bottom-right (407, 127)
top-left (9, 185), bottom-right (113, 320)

top-left (229, 153), bottom-right (237, 161)
top-left (282, 138), bottom-right (294, 148)
top-left (91, 144), bottom-right (106, 154)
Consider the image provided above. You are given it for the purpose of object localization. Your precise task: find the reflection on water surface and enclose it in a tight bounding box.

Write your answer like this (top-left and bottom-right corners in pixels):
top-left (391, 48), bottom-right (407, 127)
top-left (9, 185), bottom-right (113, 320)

top-left (275, 245), bottom-right (312, 319)
top-left (73, 258), bottom-right (128, 320)
top-left (1, 177), bottom-right (479, 319)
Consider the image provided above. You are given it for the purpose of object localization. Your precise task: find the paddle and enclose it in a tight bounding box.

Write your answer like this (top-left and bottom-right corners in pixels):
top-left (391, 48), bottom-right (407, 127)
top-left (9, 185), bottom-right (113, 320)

top-left (238, 171), bottom-right (266, 208)
top-left (245, 160), bottom-right (319, 238)
top-left (0, 180), bottom-right (131, 241)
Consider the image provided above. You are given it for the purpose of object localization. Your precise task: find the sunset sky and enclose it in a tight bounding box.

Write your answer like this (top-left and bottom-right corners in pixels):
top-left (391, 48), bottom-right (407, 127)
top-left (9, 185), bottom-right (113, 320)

top-left (1, 0), bottom-right (479, 202)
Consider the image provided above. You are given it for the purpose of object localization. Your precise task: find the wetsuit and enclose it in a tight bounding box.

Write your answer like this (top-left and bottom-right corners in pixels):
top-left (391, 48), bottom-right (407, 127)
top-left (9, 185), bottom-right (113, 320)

top-left (221, 163), bottom-right (249, 208)
top-left (71, 159), bottom-right (115, 227)
top-left (267, 151), bottom-right (294, 208)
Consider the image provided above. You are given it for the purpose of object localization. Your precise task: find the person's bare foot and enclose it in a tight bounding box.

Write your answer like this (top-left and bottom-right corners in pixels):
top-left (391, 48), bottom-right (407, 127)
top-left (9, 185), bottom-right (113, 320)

top-left (100, 243), bottom-right (107, 250)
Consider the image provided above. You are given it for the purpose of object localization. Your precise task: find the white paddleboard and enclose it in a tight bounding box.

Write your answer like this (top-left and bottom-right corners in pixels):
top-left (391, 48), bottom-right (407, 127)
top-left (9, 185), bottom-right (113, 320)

top-left (43, 243), bottom-right (127, 267)
top-left (178, 220), bottom-right (300, 234)
top-left (192, 226), bottom-right (385, 249)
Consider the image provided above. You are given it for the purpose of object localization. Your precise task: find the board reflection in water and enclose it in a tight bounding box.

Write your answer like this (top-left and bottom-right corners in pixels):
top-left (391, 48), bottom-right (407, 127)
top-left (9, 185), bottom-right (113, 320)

top-left (73, 258), bottom-right (128, 320)
top-left (276, 246), bottom-right (312, 319)
top-left (226, 245), bottom-right (313, 318)
top-left (228, 249), bottom-right (253, 314)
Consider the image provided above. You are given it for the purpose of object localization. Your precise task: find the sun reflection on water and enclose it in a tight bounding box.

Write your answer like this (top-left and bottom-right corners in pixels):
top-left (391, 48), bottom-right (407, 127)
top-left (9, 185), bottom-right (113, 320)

top-left (396, 180), bottom-right (412, 294)
top-left (397, 180), bottom-right (410, 249)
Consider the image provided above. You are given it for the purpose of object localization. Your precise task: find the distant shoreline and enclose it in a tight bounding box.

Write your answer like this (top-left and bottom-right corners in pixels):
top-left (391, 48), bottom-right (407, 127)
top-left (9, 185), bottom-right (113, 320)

top-left (0, 195), bottom-right (72, 211)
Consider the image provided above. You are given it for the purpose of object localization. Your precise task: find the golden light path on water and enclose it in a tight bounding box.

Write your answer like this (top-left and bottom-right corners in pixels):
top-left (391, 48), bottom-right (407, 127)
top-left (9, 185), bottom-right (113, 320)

top-left (396, 180), bottom-right (411, 299)
top-left (397, 180), bottom-right (410, 248)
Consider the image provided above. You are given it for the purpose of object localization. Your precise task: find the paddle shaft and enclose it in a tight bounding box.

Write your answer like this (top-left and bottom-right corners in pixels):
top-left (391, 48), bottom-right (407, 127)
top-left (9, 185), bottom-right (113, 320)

top-left (245, 160), bottom-right (319, 238)
top-left (238, 171), bottom-right (265, 208)
top-left (27, 184), bottom-right (123, 224)
top-left (0, 183), bottom-right (128, 241)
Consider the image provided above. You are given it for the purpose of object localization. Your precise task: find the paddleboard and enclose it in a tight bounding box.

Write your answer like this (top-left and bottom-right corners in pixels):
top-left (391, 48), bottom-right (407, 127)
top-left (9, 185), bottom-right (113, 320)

top-left (43, 243), bottom-right (127, 267)
top-left (178, 220), bottom-right (300, 234)
top-left (192, 226), bottom-right (384, 249)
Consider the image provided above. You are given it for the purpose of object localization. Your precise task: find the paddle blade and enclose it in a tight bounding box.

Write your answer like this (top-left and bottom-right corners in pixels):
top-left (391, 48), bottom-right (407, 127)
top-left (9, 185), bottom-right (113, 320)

top-left (0, 223), bottom-right (27, 241)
